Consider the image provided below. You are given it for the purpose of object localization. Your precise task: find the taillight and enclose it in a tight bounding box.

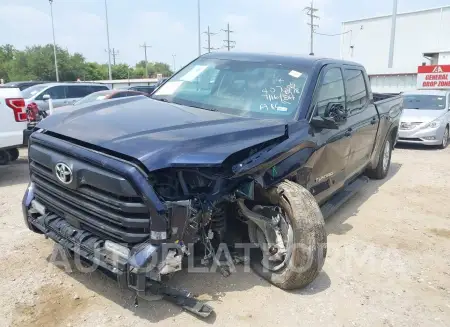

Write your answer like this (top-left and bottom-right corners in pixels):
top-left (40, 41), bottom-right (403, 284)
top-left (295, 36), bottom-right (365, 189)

top-left (5, 98), bottom-right (27, 122)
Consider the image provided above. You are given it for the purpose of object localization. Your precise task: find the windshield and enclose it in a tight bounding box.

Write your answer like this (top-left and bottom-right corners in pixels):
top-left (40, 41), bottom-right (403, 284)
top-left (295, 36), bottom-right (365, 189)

top-left (152, 58), bottom-right (309, 119)
top-left (74, 90), bottom-right (112, 105)
top-left (403, 94), bottom-right (447, 110)
top-left (21, 84), bottom-right (48, 99)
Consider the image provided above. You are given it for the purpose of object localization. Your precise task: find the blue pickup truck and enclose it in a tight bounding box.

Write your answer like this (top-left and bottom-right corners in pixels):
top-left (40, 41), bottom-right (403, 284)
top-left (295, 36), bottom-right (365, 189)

top-left (22, 52), bottom-right (403, 317)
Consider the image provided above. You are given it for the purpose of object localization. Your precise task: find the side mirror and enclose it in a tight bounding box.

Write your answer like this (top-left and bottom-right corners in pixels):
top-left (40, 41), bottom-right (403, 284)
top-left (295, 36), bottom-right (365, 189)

top-left (310, 116), bottom-right (339, 130)
top-left (42, 94), bottom-right (51, 101)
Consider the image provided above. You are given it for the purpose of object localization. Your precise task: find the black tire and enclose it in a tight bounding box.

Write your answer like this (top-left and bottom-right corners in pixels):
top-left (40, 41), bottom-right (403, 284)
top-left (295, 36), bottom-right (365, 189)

top-left (366, 134), bottom-right (392, 180)
top-left (0, 150), bottom-right (12, 165)
top-left (7, 148), bottom-right (19, 161)
top-left (438, 126), bottom-right (449, 150)
top-left (250, 180), bottom-right (327, 290)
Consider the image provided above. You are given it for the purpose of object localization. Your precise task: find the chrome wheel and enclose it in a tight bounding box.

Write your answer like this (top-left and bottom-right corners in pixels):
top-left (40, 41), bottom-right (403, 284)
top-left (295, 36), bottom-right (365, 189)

top-left (382, 139), bottom-right (391, 173)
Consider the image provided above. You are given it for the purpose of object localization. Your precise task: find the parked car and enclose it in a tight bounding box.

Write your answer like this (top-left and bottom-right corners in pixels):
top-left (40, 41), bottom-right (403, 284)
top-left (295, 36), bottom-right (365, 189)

top-left (22, 89), bottom-right (148, 146)
top-left (398, 89), bottom-right (450, 148)
top-left (0, 87), bottom-right (27, 164)
top-left (127, 85), bottom-right (157, 95)
top-left (22, 82), bottom-right (109, 113)
top-left (74, 89), bottom-right (149, 105)
top-left (1, 81), bottom-right (50, 91)
top-left (23, 52), bottom-right (402, 317)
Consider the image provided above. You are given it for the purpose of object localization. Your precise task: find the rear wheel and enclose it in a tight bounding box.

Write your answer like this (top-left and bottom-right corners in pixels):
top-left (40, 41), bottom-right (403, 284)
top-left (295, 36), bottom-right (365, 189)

top-left (0, 150), bottom-right (12, 165)
top-left (439, 127), bottom-right (449, 149)
top-left (7, 148), bottom-right (19, 161)
top-left (366, 135), bottom-right (392, 180)
top-left (249, 181), bottom-right (327, 290)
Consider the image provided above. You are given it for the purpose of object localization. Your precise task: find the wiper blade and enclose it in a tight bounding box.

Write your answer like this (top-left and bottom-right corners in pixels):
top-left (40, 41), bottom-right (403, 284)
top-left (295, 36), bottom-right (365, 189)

top-left (186, 105), bottom-right (217, 112)
top-left (154, 97), bottom-right (169, 102)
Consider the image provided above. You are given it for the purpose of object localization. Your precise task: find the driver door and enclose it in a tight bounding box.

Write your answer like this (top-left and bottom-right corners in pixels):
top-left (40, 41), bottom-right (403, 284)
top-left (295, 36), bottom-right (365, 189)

top-left (307, 65), bottom-right (352, 205)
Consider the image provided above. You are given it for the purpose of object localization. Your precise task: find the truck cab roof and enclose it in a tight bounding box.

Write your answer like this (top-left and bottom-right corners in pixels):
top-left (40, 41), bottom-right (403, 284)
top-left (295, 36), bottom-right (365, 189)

top-left (201, 51), bottom-right (365, 69)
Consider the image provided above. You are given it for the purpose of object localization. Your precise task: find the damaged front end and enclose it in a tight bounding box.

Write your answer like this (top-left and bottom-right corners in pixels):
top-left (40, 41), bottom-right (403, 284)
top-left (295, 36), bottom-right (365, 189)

top-left (23, 125), bottom-right (305, 318)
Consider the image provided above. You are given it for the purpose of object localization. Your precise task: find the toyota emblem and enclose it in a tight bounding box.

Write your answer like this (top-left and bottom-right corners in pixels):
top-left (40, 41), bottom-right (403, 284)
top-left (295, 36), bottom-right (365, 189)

top-left (55, 162), bottom-right (73, 184)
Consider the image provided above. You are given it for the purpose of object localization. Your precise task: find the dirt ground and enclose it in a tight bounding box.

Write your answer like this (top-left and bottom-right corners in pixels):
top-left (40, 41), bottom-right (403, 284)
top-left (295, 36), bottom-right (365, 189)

top-left (0, 146), bottom-right (449, 327)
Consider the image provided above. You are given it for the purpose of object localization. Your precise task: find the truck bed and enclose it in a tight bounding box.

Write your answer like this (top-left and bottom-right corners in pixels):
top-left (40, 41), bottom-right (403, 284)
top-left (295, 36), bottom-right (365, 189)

top-left (373, 93), bottom-right (403, 116)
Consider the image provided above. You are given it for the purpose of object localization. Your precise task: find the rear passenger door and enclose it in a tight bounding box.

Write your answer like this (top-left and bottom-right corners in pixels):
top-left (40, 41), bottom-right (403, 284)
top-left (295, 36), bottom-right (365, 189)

top-left (343, 67), bottom-right (379, 179)
top-left (308, 65), bottom-right (353, 204)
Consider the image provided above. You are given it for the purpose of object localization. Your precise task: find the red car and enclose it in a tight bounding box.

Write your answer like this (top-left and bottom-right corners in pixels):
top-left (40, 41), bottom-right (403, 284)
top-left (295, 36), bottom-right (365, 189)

top-left (73, 89), bottom-right (150, 105)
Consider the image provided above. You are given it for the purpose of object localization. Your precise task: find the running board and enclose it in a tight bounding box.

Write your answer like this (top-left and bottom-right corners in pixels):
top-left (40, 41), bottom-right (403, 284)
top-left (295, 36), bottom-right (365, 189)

top-left (320, 176), bottom-right (369, 220)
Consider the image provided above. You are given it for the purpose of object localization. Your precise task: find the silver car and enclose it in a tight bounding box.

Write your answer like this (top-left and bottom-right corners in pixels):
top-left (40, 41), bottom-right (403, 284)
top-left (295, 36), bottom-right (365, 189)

top-left (22, 82), bottom-right (109, 112)
top-left (398, 90), bottom-right (450, 148)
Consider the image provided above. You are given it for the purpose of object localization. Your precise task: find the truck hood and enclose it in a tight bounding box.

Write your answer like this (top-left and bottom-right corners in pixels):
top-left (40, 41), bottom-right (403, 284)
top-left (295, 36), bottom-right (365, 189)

top-left (400, 109), bottom-right (446, 123)
top-left (37, 96), bottom-right (288, 171)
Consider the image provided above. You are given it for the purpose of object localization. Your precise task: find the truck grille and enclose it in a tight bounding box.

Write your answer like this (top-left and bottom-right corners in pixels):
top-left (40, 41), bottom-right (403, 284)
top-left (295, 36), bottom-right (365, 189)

top-left (28, 143), bottom-right (151, 245)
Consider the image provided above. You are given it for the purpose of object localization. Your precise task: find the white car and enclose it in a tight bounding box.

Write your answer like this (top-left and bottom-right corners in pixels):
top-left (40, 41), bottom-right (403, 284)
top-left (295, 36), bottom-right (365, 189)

top-left (398, 90), bottom-right (450, 149)
top-left (0, 86), bottom-right (28, 164)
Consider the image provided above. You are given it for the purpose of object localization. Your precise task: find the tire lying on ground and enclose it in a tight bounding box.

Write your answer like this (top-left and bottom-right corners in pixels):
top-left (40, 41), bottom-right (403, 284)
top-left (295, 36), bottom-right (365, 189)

top-left (249, 180), bottom-right (327, 290)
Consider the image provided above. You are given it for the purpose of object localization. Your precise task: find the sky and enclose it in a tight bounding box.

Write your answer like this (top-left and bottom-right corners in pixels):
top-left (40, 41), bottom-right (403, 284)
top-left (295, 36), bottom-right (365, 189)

top-left (1, 0), bottom-right (449, 71)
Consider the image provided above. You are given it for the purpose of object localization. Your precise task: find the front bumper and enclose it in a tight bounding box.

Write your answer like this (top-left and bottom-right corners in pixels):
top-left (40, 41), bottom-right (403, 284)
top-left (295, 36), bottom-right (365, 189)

top-left (397, 125), bottom-right (445, 146)
top-left (22, 183), bottom-right (213, 317)
top-left (22, 182), bottom-right (167, 283)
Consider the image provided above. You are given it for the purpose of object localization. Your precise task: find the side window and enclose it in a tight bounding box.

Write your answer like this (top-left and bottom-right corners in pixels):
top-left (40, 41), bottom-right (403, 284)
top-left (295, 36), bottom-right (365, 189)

top-left (67, 85), bottom-right (91, 98)
top-left (343, 69), bottom-right (368, 114)
top-left (90, 85), bottom-right (109, 92)
top-left (315, 67), bottom-right (345, 118)
top-left (41, 86), bottom-right (67, 100)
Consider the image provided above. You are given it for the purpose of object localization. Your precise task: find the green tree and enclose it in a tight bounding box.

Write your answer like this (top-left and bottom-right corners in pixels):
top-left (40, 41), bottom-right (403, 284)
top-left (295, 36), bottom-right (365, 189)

top-left (112, 63), bottom-right (131, 79)
top-left (0, 43), bottom-right (173, 82)
top-left (83, 62), bottom-right (108, 80)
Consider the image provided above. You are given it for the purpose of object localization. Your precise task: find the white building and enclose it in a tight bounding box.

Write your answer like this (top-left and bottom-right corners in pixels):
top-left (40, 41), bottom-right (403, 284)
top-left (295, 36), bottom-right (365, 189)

top-left (340, 5), bottom-right (450, 92)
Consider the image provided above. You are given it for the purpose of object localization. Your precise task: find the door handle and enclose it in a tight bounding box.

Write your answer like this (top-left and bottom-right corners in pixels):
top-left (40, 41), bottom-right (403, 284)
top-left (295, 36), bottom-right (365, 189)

top-left (345, 128), bottom-right (352, 137)
top-left (370, 117), bottom-right (377, 125)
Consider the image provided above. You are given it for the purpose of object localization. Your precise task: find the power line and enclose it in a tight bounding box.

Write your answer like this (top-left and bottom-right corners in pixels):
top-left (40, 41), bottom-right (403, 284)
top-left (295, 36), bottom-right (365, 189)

top-left (304, 1), bottom-right (319, 56)
top-left (314, 30), bottom-right (351, 36)
top-left (139, 42), bottom-right (152, 77)
top-left (221, 23), bottom-right (236, 51)
top-left (203, 26), bottom-right (219, 53)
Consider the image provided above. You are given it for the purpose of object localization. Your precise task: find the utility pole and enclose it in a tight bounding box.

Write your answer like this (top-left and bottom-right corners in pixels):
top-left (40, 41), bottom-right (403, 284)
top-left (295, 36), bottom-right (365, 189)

top-left (203, 26), bottom-right (218, 53)
top-left (104, 0), bottom-right (112, 80)
top-left (49, 0), bottom-right (59, 81)
top-left (388, 0), bottom-right (398, 68)
top-left (172, 54), bottom-right (177, 72)
top-left (139, 43), bottom-right (152, 77)
top-left (221, 23), bottom-right (236, 51)
top-left (111, 48), bottom-right (119, 65)
top-left (105, 48), bottom-right (119, 65)
top-left (304, 1), bottom-right (319, 56)
top-left (197, 0), bottom-right (201, 56)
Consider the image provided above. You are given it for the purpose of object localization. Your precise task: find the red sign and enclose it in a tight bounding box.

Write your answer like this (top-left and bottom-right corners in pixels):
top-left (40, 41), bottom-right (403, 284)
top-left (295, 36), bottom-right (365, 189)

top-left (417, 65), bottom-right (450, 89)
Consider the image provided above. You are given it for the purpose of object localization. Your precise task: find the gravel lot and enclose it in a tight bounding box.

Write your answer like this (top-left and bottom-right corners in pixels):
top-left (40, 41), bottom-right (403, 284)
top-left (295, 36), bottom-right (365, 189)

top-left (0, 146), bottom-right (449, 327)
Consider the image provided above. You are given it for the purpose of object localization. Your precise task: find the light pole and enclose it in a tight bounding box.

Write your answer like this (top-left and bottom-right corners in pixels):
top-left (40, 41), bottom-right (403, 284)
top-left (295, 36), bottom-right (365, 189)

top-left (172, 54), bottom-right (176, 72)
top-left (388, 0), bottom-right (398, 68)
top-left (104, 0), bottom-right (112, 80)
top-left (197, 0), bottom-right (201, 57)
top-left (49, 0), bottom-right (59, 81)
